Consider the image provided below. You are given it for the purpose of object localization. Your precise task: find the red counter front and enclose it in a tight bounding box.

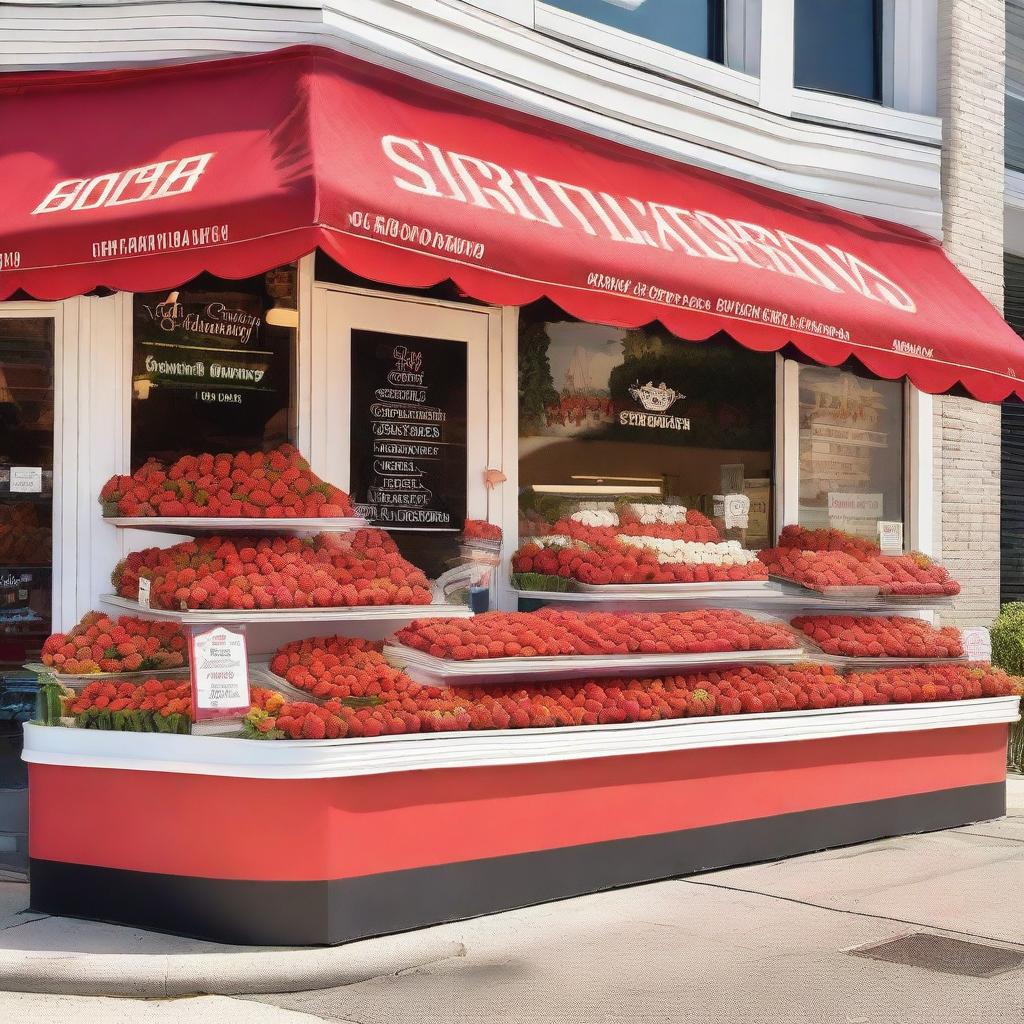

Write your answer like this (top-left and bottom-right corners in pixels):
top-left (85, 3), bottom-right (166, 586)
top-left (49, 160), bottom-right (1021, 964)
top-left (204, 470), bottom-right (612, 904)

top-left (23, 699), bottom-right (1017, 945)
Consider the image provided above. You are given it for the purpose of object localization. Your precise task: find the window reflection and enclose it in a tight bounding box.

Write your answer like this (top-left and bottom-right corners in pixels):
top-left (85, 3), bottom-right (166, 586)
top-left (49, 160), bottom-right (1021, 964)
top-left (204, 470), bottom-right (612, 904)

top-left (544, 0), bottom-right (724, 63)
top-left (798, 365), bottom-right (904, 542)
top-left (794, 0), bottom-right (881, 102)
top-left (518, 313), bottom-right (774, 548)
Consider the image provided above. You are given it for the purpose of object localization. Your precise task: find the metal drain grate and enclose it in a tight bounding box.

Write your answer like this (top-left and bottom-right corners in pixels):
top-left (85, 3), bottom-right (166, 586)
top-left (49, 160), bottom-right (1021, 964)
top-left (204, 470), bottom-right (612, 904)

top-left (850, 933), bottom-right (1024, 978)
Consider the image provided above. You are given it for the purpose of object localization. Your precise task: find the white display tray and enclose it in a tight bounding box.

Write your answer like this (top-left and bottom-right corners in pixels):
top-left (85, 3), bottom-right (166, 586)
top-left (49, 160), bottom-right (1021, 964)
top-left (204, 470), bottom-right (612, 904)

top-left (770, 577), bottom-right (955, 608)
top-left (247, 662), bottom-right (318, 703)
top-left (769, 576), bottom-right (880, 600)
top-left (385, 642), bottom-right (805, 686)
top-left (25, 662), bottom-right (188, 685)
top-left (573, 579), bottom-right (773, 596)
top-left (104, 516), bottom-right (367, 536)
top-left (100, 594), bottom-right (472, 625)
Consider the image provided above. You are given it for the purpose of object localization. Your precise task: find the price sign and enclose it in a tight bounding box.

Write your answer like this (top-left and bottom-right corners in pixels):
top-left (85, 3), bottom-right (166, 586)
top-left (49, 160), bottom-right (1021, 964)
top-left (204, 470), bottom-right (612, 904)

top-left (188, 624), bottom-right (251, 721)
top-left (877, 520), bottom-right (904, 553)
top-left (137, 577), bottom-right (151, 609)
top-left (961, 627), bottom-right (992, 664)
top-left (10, 467), bottom-right (42, 493)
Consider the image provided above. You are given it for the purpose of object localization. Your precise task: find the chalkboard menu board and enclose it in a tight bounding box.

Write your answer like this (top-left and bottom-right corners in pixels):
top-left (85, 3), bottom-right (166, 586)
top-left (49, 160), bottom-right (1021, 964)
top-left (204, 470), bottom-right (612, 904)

top-left (131, 277), bottom-right (293, 468)
top-left (133, 289), bottom-right (273, 402)
top-left (349, 330), bottom-right (467, 530)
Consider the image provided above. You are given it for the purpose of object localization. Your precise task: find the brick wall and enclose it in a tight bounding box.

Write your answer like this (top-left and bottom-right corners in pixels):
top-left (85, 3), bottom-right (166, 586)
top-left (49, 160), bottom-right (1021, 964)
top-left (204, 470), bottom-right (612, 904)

top-left (933, 0), bottom-right (1005, 626)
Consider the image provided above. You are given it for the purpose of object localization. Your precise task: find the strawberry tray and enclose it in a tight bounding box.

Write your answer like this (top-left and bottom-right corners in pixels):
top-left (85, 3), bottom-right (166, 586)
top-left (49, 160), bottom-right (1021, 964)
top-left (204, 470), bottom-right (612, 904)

top-left (768, 576), bottom-right (881, 600)
top-left (100, 594), bottom-right (473, 625)
top-left (26, 663), bottom-right (189, 687)
top-left (104, 516), bottom-right (367, 536)
top-left (383, 642), bottom-right (805, 687)
top-left (571, 580), bottom-right (775, 596)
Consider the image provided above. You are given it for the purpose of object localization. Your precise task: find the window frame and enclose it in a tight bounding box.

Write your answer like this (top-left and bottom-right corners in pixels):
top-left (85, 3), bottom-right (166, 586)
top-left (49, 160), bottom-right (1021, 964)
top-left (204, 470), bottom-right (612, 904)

top-left (462, 0), bottom-right (938, 136)
top-left (534, 0), bottom-right (760, 105)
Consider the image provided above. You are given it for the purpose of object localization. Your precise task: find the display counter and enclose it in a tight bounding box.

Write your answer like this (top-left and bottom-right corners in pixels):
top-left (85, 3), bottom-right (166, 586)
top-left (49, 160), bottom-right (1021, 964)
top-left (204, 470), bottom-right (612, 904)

top-left (23, 695), bottom-right (1019, 946)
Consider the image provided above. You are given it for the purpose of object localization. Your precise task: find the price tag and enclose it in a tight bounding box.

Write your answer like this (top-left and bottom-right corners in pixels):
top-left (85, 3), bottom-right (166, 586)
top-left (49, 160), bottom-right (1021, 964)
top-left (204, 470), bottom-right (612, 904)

top-left (189, 624), bottom-right (251, 721)
top-left (877, 520), bottom-right (904, 553)
top-left (714, 493), bottom-right (750, 530)
top-left (961, 627), bottom-right (992, 663)
top-left (10, 467), bottom-right (42, 493)
top-left (137, 577), bottom-right (151, 608)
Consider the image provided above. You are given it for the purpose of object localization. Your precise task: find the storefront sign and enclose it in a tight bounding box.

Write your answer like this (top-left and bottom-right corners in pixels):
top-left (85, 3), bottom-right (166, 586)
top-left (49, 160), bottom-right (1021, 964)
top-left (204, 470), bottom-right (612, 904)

top-left (9, 467), bottom-right (42, 493)
top-left (188, 624), bottom-right (251, 721)
top-left (877, 520), bottom-right (904, 553)
top-left (827, 492), bottom-right (884, 520)
top-left (618, 380), bottom-right (690, 431)
top-left (961, 627), bottom-right (992, 663)
top-left (133, 290), bottom-right (275, 406)
top-left (350, 331), bottom-right (467, 529)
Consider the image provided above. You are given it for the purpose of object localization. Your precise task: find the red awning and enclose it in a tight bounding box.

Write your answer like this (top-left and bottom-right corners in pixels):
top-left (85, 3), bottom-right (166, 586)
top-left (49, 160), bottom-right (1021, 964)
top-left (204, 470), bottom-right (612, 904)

top-left (3, 45), bottom-right (1024, 402)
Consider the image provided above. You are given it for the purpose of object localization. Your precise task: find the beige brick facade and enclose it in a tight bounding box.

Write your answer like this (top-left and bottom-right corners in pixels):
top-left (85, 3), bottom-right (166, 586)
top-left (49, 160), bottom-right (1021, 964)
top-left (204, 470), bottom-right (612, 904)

top-left (933, 0), bottom-right (1005, 626)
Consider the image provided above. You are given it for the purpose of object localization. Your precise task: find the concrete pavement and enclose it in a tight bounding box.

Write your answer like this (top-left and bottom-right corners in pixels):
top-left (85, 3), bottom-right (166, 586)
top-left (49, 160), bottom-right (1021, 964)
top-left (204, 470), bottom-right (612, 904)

top-left (1, 776), bottom-right (1022, 1022)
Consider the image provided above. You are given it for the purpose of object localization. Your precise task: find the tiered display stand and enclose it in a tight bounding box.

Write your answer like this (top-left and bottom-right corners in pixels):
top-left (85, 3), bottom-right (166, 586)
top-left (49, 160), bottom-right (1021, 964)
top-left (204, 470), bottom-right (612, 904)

top-left (22, 541), bottom-right (1020, 946)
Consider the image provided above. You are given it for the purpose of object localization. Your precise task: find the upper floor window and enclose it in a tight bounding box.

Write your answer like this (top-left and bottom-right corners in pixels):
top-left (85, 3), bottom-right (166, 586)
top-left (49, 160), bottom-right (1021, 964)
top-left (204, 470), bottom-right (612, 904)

top-left (544, 0), bottom-right (724, 63)
top-left (1007, 0), bottom-right (1024, 171)
top-left (794, 0), bottom-right (881, 102)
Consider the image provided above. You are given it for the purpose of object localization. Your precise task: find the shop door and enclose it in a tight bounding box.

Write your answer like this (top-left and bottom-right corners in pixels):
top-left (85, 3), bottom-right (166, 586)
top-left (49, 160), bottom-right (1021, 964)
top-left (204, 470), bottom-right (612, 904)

top-left (0, 312), bottom-right (57, 871)
top-left (310, 287), bottom-right (495, 578)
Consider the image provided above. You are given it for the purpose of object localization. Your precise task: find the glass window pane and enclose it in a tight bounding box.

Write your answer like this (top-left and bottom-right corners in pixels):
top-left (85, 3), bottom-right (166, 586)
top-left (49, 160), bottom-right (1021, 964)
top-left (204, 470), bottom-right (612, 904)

top-left (131, 268), bottom-right (295, 468)
top-left (0, 317), bottom-right (55, 804)
top-left (798, 365), bottom-right (903, 543)
top-left (545, 0), bottom-right (723, 62)
top-left (1006, 94), bottom-right (1024, 172)
top-left (794, 0), bottom-right (881, 101)
top-left (518, 315), bottom-right (774, 549)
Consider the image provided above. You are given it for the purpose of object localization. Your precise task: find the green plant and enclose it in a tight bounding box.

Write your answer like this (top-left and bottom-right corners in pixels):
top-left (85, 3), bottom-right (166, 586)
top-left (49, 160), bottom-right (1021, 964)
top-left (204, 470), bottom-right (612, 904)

top-left (992, 603), bottom-right (1024, 771)
top-left (993, 603), bottom-right (1024, 675)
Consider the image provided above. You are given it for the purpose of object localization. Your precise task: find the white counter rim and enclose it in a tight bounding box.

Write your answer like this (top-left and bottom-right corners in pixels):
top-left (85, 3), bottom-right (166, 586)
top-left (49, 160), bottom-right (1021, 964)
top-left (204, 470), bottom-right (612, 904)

top-left (22, 696), bottom-right (1020, 780)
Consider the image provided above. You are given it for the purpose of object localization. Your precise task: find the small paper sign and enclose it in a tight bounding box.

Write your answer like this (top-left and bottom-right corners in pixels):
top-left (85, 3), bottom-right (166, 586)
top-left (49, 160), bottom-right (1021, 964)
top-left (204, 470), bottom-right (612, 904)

top-left (877, 520), bottom-right (904, 553)
top-left (10, 467), bottom-right (42, 493)
top-left (714, 493), bottom-right (750, 530)
top-left (189, 624), bottom-right (251, 721)
top-left (961, 627), bottom-right (991, 663)
top-left (137, 577), bottom-right (151, 608)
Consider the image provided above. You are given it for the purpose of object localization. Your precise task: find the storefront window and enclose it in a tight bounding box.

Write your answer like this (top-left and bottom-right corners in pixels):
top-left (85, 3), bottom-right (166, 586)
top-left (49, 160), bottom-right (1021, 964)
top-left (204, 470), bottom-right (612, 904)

top-left (0, 317), bottom-right (54, 830)
top-left (518, 311), bottom-right (774, 547)
top-left (544, 0), bottom-right (725, 63)
top-left (794, 0), bottom-right (881, 102)
top-left (798, 365), bottom-right (904, 544)
top-left (131, 268), bottom-right (296, 468)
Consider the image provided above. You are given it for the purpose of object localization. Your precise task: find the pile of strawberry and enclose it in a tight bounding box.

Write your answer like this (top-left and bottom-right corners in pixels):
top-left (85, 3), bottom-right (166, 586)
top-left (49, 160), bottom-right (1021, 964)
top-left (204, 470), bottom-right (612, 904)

top-left (511, 537), bottom-right (766, 585)
top-left (791, 614), bottom-right (963, 659)
top-left (66, 679), bottom-right (285, 734)
top-left (759, 525), bottom-right (960, 596)
top-left (100, 444), bottom-right (354, 519)
top-left (394, 608), bottom-right (796, 660)
top-left (270, 636), bottom-right (411, 701)
top-left (67, 677), bottom-right (193, 733)
top-left (544, 509), bottom-right (720, 546)
top-left (463, 519), bottom-right (502, 541)
top-left (112, 528), bottom-right (432, 610)
top-left (41, 612), bottom-right (187, 674)
top-left (246, 652), bottom-right (1023, 740)
top-left (847, 664), bottom-right (1018, 703)
top-left (777, 524), bottom-right (880, 557)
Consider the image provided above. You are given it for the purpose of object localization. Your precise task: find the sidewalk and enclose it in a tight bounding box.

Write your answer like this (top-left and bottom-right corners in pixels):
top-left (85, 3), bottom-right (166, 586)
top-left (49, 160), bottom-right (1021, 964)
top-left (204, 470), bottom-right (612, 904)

top-left (1, 776), bottom-right (1023, 1022)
